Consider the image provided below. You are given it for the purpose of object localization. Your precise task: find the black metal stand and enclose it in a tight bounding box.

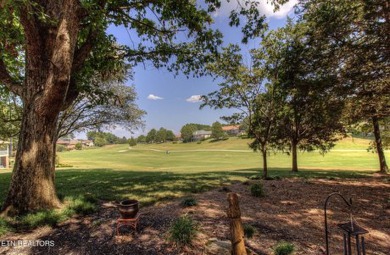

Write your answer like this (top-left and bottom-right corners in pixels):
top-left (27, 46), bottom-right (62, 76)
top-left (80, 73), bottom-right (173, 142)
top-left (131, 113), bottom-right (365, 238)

top-left (324, 192), bottom-right (368, 255)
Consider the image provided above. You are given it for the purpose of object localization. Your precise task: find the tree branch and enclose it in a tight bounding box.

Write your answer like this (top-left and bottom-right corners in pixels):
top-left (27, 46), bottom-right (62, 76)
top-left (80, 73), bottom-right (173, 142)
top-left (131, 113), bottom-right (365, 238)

top-left (72, 29), bottom-right (98, 73)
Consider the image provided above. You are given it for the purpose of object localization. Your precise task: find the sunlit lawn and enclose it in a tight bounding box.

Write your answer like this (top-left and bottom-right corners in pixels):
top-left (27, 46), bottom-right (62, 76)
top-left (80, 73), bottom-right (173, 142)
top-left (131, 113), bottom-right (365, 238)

top-left (0, 137), bottom-right (388, 208)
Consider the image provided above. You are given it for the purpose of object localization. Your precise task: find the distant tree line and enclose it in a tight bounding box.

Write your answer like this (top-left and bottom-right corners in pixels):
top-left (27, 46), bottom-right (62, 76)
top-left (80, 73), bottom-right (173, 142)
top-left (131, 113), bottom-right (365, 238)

top-left (136, 127), bottom-right (177, 144)
top-left (87, 131), bottom-right (128, 147)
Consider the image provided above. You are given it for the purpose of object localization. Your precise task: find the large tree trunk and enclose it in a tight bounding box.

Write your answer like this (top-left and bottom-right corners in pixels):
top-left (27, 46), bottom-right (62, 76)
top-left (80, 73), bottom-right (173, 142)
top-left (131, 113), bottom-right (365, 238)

top-left (2, 106), bottom-right (61, 215)
top-left (372, 116), bottom-right (389, 173)
top-left (291, 139), bottom-right (298, 172)
top-left (1, 1), bottom-right (81, 215)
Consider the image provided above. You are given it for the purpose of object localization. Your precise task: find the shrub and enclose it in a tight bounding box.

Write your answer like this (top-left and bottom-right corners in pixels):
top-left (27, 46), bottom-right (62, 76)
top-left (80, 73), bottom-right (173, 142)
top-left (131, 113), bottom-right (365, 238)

top-left (169, 215), bottom-right (197, 245)
top-left (243, 224), bottom-right (255, 239)
top-left (250, 183), bottom-right (264, 197)
top-left (56, 144), bottom-right (67, 152)
top-left (128, 137), bottom-right (137, 147)
top-left (273, 241), bottom-right (295, 255)
top-left (181, 197), bottom-right (198, 207)
top-left (75, 142), bottom-right (83, 150)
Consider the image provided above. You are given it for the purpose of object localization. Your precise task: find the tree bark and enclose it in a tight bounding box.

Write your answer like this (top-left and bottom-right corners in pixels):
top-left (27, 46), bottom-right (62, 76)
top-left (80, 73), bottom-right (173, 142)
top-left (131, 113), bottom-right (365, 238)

top-left (226, 193), bottom-right (247, 255)
top-left (261, 147), bottom-right (268, 179)
top-left (372, 116), bottom-right (389, 173)
top-left (1, 106), bottom-right (61, 215)
top-left (291, 139), bottom-right (298, 172)
top-left (1, 0), bottom-right (82, 215)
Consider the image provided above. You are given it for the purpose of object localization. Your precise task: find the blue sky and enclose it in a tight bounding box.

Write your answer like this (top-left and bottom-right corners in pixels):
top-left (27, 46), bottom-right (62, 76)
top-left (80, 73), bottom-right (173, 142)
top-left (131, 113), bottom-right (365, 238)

top-left (105, 1), bottom-right (297, 138)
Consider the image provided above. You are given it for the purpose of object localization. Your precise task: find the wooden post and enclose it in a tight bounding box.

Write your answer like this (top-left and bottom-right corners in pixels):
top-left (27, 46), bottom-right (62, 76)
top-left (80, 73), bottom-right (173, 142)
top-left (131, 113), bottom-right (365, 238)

top-left (227, 192), bottom-right (247, 255)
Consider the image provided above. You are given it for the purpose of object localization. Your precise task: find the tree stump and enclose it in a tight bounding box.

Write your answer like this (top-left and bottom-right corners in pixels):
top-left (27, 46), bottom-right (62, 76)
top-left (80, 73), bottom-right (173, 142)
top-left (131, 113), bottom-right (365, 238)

top-left (227, 192), bottom-right (247, 255)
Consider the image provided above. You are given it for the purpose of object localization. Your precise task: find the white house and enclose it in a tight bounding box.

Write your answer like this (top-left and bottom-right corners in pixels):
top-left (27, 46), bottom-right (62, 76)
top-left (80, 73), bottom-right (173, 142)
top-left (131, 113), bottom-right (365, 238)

top-left (192, 130), bottom-right (212, 141)
top-left (0, 141), bottom-right (10, 168)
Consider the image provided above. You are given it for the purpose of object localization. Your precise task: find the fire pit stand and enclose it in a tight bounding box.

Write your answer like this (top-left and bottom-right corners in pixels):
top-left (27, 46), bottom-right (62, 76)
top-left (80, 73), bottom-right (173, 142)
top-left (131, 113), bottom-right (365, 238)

top-left (116, 213), bottom-right (141, 235)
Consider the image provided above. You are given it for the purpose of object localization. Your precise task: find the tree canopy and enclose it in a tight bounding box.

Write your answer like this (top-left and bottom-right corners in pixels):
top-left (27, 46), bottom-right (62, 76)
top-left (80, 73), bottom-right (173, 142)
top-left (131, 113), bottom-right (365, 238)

top-left (57, 65), bottom-right (145, 139)
top-left (297, 0), bottom-right (389, 172)
top-left (0, 0), bottom-right (269, 215)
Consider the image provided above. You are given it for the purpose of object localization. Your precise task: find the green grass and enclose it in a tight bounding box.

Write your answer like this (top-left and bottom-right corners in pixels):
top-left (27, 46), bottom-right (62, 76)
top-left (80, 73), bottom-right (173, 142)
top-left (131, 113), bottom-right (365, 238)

top-left (1, 137), bottom-right (387, 207)
top-left (0, 195), bottom-right (98, 236)
top-left (250, 183), bottom-right (265, 197)
top-left (273, 241), bottom-right (295, 255)
top-left (0, 136), bottom-right (388, 235)
top-left (181, 197), bottom-right (198, 207)
top-left (243, 223), bottom-right (256, 239)
top-left (0, 217), bottom-right (12, 236)
top-left (56, 137), bottom-right (384, 172)
top-left (169, 215), bottom-right (198, 245)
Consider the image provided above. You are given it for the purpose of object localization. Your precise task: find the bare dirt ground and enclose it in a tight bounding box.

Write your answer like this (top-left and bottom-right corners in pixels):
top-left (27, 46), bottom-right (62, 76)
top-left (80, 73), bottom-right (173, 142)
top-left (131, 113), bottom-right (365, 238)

top-left (1, 177), bottom-right (389, 255)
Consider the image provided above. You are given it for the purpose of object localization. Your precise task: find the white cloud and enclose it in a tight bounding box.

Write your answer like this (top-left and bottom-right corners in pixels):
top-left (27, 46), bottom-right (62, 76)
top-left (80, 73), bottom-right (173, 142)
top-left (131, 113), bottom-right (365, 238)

top-left (213, 0), bottom-right (298, 19)
top-left (186, 95), bottom-right (202, 103)
top-left (147, 94), bottom-right (163, 100)
top-left (261, 0), bottom-right (298, 18)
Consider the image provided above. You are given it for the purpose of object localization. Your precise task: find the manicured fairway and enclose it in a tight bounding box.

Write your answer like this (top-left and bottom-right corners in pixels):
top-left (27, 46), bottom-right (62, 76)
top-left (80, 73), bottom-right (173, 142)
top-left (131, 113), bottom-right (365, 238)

top-left (58, 137), bottom-right (383, 172)
top-left (0, 137), bottom-right (388, 206)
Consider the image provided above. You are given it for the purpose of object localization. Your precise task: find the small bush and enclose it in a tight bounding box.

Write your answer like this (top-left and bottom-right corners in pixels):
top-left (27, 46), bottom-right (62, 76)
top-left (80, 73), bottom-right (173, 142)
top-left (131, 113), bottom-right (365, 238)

top-left (169, 215), bottom-right (197, 245)
top-left (243, 224), bottom-right (255, 239)
top-left (128, 137), bottom-right (137, 147)
top-left (181, 197), bottom-right (198, 207)
top-left (273, 241), bottom-right (295, 255)
top-left (56, 144), bottom-right (67, 152)
top-left (250, 183), bottom-right (264, 197)
top-left (75, 142), bottom-right (83, 150)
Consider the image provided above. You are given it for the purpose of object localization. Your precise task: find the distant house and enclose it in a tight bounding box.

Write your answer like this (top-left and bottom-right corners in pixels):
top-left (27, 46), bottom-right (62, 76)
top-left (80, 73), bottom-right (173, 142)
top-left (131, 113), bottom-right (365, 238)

top-left (222, 125), bottom-right (242, 136)
top-left (56, 139), bottom-right (94, 150)
top-left (0, 141), bottom-right (9, 168)
top-left (79, 140), bottom-right (94, 147)
top-left (192, 130), bottom-right (212, 141)
top-left (57, 139), bottom-right (79, 150)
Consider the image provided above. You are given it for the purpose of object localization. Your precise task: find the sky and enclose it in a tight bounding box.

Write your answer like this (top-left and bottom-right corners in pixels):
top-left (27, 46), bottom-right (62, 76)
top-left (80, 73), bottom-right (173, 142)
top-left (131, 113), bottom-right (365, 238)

top-left (103, 0), bottom-right (298, 138)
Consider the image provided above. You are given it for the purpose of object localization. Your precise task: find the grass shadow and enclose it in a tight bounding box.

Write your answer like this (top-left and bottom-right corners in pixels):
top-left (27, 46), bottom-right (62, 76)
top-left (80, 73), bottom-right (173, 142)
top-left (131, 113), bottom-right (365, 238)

top-left (0, 167), bottom-right (381, 209)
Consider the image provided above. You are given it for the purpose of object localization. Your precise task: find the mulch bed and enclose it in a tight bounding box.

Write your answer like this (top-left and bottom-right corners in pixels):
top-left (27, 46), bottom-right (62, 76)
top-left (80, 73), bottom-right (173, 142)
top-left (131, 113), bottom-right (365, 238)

top-left (1, 177), bottom-right (389, 255)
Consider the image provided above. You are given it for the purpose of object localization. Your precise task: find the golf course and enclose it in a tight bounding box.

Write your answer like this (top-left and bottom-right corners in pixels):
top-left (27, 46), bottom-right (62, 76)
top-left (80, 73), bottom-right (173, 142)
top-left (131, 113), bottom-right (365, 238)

top-left (1, 136), bottom-right (389, 255)
top-left (1, 136), bottom-right (385, 206)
